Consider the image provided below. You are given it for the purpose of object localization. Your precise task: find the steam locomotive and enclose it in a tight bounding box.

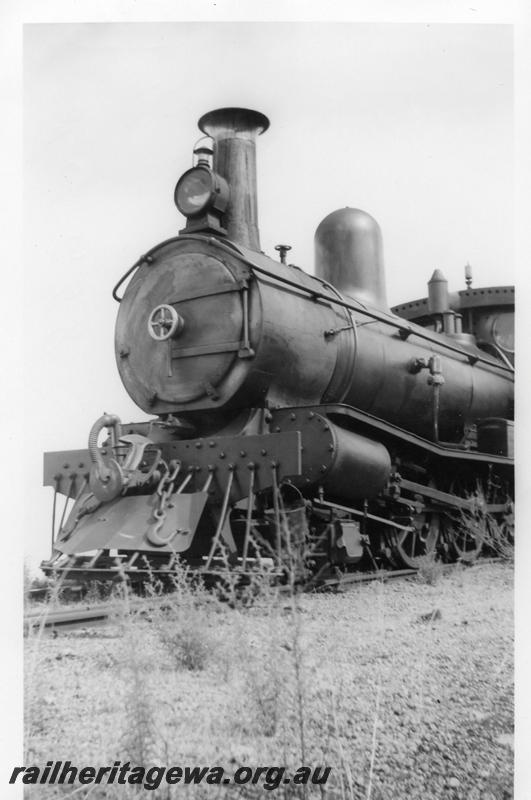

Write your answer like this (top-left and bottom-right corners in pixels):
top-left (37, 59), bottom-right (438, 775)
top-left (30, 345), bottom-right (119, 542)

top-left (42, 108), bottom-right (514, 583)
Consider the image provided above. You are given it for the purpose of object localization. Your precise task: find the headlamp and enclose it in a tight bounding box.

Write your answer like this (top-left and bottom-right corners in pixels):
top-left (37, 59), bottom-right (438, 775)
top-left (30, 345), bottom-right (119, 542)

top-left (174, 166), bottom-right (229, 220)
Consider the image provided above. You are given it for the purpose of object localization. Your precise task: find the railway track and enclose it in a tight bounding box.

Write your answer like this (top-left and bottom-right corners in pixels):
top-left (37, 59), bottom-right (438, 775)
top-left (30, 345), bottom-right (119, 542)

top-left (24, 604), bottom-right (119, 634)
top-left (24, 559), bottom-right (501, 634)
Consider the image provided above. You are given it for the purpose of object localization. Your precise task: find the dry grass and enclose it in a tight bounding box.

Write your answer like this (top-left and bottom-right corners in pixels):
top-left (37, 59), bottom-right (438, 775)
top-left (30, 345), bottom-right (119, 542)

top-left (23, 555), bottom-right (513, 800)
top-left (414, 555), bottom-right (445, 586)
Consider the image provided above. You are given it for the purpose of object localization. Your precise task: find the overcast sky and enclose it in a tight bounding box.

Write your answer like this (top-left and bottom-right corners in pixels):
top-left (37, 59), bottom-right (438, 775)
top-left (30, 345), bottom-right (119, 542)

top-left (23, 22), bottom-right (513, 567)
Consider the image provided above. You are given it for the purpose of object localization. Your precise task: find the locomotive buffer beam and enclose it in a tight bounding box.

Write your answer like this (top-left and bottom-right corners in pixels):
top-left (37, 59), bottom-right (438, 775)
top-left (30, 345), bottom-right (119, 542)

top-left (44, 432), bottom-right (302, 503)
top-left (42, 432), bottom-right (303, 564)
top-left (162, 431), bottom-right (302, 503)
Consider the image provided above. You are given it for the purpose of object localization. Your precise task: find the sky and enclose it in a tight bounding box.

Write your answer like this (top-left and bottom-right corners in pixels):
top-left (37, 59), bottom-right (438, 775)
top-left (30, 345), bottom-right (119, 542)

top-left (2, 5), bottom-right (529, 795)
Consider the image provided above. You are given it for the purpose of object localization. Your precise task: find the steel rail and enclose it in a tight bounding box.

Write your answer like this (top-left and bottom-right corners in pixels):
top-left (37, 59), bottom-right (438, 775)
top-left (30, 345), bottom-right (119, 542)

top-left (24, 558), bottom-right (502, 632)
top-left (24, 605), bottom-right (116, 633)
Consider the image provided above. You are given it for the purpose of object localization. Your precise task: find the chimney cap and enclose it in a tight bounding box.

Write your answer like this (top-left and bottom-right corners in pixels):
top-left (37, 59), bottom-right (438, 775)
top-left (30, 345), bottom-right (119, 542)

top-left (199, 107), bottom-right (270, 137)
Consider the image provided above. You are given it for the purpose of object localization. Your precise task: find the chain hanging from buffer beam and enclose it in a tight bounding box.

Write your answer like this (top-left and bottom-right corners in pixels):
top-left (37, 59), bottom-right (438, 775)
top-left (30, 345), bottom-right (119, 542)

top-left (146, 460), bottom-right (195, 546)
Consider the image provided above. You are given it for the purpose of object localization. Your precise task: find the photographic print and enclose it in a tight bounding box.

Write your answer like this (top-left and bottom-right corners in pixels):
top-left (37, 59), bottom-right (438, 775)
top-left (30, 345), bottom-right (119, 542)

top-left (18, 17), bottom-right (516, 800)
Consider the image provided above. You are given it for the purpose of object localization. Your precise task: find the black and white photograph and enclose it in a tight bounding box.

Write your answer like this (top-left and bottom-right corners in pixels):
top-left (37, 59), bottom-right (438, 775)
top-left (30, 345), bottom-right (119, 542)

top-left (4, 3), bottom-right (529, 798)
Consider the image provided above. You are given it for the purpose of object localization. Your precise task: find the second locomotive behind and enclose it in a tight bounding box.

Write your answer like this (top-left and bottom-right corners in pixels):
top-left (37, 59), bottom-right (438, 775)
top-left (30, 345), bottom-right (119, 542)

top-left (42, 108), bottom-right (514, 582)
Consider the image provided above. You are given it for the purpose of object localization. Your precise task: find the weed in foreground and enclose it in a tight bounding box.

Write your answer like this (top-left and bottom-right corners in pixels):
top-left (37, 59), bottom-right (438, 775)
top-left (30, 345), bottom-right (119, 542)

top-left (152, 560), bottom-right (214, 672)
top-left (159, 613), bottom-right (211, 672)
top-left (415, 555), bottom-right (444, 586)
top-left (120, 639), bottom-right (158, 768)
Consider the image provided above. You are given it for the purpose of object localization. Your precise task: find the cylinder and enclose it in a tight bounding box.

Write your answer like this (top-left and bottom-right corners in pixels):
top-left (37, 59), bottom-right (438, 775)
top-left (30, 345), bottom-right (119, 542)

top-left (322, 426), bottom-right (392, 500)
top-left (199, 108), bottom-right (269, 251)
top-left (271, 409), bottom-right (392, 500)
top-left (314, 207), bottom-right (388, 309)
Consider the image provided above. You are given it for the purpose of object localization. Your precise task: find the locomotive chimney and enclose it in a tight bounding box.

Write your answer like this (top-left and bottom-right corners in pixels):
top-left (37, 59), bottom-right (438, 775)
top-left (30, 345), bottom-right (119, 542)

top-left (198, 107), bottom-right (270, 251)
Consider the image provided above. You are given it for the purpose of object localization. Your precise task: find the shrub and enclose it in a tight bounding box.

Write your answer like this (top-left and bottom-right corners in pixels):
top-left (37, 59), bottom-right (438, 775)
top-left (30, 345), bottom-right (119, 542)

top-left (415, 554), bottom-right (444, 585)
top-left (158, 614), bottom-right (210, 672)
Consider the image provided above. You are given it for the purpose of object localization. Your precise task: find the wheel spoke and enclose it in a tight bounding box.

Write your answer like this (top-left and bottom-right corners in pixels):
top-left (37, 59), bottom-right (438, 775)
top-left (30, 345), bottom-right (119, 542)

top-left (393, 506), bottom-right (441, 568)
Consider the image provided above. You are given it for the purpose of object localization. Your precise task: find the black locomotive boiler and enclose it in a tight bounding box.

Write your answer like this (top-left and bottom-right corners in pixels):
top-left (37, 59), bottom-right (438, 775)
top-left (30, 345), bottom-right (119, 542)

top-left (42, 108), bottom-right (514, 583)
